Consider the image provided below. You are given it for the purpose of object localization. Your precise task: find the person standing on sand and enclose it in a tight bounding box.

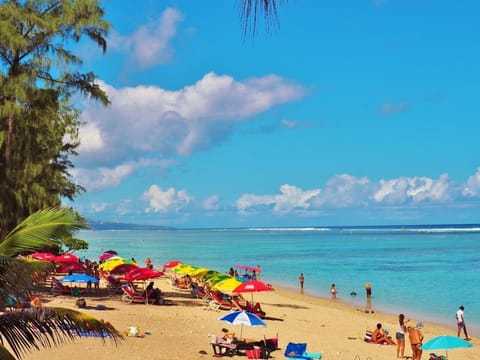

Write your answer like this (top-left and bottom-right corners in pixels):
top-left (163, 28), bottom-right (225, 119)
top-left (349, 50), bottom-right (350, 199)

top-left (456, 305), bottom-right (471, 340)
top-left (330, 283), bottom-right (337, 299)
top-left (365, 282), bottom-right (372, 297)
top-left (299, 273), bottom-right (304, 289)
top-left (395, 313), bottom-right (409, 358)
top-left (408, 322), bottom-right (424, 360)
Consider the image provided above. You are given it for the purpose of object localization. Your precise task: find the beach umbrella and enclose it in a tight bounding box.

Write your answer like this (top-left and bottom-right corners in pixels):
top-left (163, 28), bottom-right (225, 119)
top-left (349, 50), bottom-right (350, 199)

top-left (163, 260), bottom-right (183, 268)
top-left (104, 249), bottom-right (118, 255)
top-left (218, 310), bottom-right (266, 338)
top-left (204, 273), bottom-right (231, 285)
top-left (60, 273), bottom-right (99, 284)
top-left (99, 252), bottom-right (117, 262)
top-left (31, 252), bottom-right (56, 261)
top-left (56, 262), bottom-right (87, 274)
top-left (124, 267), bottom-right (163, 282)
top-left (54, 253), bottom-right (79, 263)
top-left (233, 279), bottom-right (272, 303)
top-left (110, 263), bottom-right (138, 275)
top-left (99, 258), bottom-right (136, 271)
top-left (421, 335), bottom-right (473, 359)
top-left (211, 278), bottom-right (243, 292)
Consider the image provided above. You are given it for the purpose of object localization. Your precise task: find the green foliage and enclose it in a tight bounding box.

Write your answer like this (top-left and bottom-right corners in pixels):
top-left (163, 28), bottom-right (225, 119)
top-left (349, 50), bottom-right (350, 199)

top-left (0, 207), bottom-right (121, 359)
top-left (0, 0), bottom-right (110, 238)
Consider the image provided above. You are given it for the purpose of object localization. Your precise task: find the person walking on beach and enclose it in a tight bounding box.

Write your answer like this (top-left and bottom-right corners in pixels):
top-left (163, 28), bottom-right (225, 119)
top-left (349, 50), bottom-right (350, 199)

top-left (299, 273), bottom-right (304, 289)
top-left (456, 305), bottom-right (471, 340)
top-left (396, 313), bottom-right (409, 358)
top-left (330, 283), bottom-right (337, 299)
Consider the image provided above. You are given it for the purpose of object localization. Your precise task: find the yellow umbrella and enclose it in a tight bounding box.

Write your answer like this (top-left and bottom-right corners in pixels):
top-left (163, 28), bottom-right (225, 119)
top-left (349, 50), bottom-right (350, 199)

top-left (188, 267), bottom-right (210, 276)
top-left (99, 258), bottom-right (134, 271)
top-left (211, 278), bottom-right (243, 292)
top-left (172, 263), bottom-right (194, 273)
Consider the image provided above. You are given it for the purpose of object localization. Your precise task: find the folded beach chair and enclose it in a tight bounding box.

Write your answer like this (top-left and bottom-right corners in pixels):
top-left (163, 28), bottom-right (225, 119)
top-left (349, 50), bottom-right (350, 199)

top-left (50, 277), bottom-right (70, 295)
top-left (284, 342), bottom-right (322, 360)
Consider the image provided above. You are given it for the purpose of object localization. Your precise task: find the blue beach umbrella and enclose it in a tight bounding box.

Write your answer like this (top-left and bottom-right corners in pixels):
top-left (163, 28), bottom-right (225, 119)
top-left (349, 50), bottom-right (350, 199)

top-left (421, 335), bottom-right (472, 359)
top-left (60, 274), bottom-right (99, 284)
top-left (218, 310), bottom-right (266, 338)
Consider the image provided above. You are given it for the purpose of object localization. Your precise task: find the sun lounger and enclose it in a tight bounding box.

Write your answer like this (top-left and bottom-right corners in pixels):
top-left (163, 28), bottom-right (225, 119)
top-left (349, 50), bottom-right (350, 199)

top-left (121, 284), bottom-right (158, 304)
top-left (284, 342), bottom-right (322, 359)
top-left (204, 290), bottom-right (233, 311)
top-left (209, 335), bottom-right (271, 358)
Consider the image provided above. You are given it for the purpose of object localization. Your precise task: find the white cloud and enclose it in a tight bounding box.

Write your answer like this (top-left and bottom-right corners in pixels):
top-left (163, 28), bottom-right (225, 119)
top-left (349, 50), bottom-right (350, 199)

top-left (143, 185), bottom-right (193, 213)
top-left (374, 175), bottom-right (451, 204)
top-left (236, 184), bottom-right (320, 214)
top-left (463, 167), bottom-right (480, 197)
top-left (108, 8), bottom-right (184, 68)
top-left (313, 174), bottom-right (373, 208)
top-left (78, 73), bottom-right (306, 167)
top-left (71, 164), bottom-right (135, 192)
top-left (203, 195), bottom-right (220, 210)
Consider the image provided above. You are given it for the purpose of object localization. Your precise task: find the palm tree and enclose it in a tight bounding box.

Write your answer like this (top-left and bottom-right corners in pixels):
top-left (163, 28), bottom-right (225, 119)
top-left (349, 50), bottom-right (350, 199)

top-left (0, 207), bottom-right (121, 360)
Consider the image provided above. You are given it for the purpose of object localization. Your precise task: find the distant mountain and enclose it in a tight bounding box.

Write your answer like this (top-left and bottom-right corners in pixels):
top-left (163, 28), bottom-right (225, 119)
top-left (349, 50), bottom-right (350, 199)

top-left (87, 219), bottom-right (174, 231)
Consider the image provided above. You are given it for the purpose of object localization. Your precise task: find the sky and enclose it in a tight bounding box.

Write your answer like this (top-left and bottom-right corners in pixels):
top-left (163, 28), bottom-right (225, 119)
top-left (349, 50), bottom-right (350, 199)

top-left (63, 0), bottom-right (480, 228)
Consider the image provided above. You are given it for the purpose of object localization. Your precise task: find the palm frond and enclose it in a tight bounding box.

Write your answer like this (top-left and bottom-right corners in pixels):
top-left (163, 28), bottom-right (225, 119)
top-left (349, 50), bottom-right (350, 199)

top-left (0, 208), bottom-right (90, 257)
top-left (0, 307), bottom-right (122, 359)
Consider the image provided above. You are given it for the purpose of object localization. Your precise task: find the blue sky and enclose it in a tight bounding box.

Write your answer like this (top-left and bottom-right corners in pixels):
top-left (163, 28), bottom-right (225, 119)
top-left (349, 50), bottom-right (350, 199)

top-left (64, 0), bottom-right (480, 228)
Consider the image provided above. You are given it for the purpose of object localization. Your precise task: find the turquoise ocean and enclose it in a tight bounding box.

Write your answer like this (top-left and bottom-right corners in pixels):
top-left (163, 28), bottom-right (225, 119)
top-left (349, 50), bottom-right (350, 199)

top-left (77, 224), bottom-right (480, 335)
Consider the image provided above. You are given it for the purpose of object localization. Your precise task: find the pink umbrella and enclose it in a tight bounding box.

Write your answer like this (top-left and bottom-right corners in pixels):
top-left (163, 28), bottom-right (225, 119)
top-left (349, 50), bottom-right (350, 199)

top-left (124, 267), bottom-right (163, 282)
top-left (99, 252), bottom-right (116, 262)
top-left (163, 260), bottom-right (183, 268)
top-left (54, 253), bottom-right (79, 263)
top-left (31, 252), bottom-right (56, 261)
top-left (56, 262), bottom-right (87, 274)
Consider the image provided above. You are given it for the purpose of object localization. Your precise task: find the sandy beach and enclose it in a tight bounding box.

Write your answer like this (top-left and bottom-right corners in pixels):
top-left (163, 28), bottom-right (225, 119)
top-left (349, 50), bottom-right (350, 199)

top-left (20, 278), bottom-right (478, 360)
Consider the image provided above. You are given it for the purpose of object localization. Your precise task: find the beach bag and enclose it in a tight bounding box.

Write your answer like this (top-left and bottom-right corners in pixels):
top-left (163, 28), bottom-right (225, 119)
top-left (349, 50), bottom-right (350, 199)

top-left (75, 298), bottom-right (86, 308)
top-left (364, 331), bottom-right (373, 342)
top-left (429, 354), bottom-right (446, 360)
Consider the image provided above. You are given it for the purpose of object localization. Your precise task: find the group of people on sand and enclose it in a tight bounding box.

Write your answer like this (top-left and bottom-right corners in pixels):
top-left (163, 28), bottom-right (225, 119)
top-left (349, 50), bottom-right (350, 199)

top-left (369, 305), bottom-right (472, 360)
top-left (368, 317), bottom-right (425, 360)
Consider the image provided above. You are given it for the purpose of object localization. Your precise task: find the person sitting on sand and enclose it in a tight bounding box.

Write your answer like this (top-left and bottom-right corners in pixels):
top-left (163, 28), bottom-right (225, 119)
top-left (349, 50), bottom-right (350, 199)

top-left (144, 281), bottom-right (163, 304)
top-left (221, 328), bottom-right (237, 343)
top-left (370, 323), bottom-right (395, 345)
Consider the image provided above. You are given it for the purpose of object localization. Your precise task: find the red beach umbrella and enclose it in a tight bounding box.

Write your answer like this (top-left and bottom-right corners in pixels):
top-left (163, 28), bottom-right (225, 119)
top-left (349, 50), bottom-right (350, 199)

top-left (54, 253), bottom-right (79, 263)
top-left (233, 279), bottom-right (272, 303)
top-left (124, 267), bottom-right (163, 282)
top-left (163, 260), bottom-right (183, 268)
top-left (31, 252), bottom-right (56, 262)
top-left (56, 262), bottom-right (87, 274)
top-left (110, 263), bottom-right (138, 275)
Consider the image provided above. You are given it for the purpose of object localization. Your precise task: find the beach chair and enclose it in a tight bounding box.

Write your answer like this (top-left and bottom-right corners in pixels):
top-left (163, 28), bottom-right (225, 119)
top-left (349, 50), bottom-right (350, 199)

top-left (100, 272), bottom-right (126, 295)
top-left (204, 290), bottom-right (233, 311)
top-left (120, 284), bottom-right (157, 304)
top-left (209, 335), bottom-right (241, 357)
top-left (284, 342), bottom-right (322, 359)
top-left (50, 277), bottom-right (70, 295)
